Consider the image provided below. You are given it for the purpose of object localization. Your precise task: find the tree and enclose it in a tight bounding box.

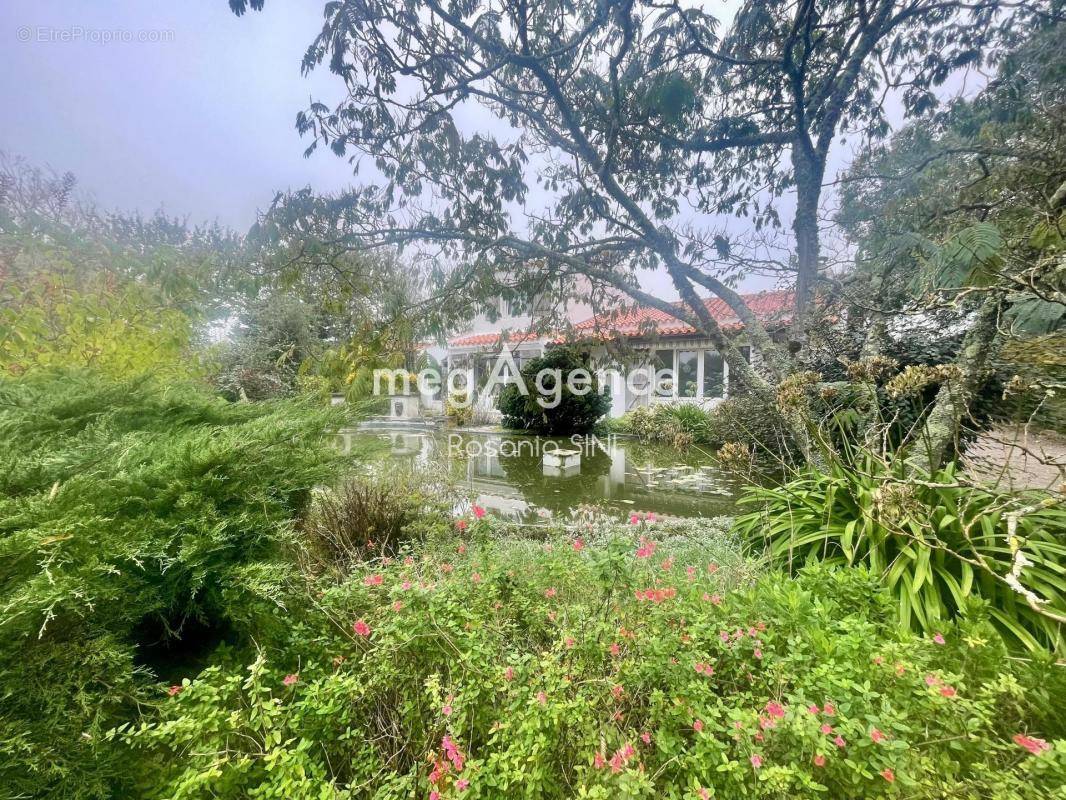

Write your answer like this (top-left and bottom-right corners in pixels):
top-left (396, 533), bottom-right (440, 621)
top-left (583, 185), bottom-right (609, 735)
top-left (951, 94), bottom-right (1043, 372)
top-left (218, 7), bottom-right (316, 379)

top-left (836, 23), bottom-right (1066, 468)
top-left (498, 347), bottom-right (610, 434)
top-left (230, 0), bottom-right (1053, 392)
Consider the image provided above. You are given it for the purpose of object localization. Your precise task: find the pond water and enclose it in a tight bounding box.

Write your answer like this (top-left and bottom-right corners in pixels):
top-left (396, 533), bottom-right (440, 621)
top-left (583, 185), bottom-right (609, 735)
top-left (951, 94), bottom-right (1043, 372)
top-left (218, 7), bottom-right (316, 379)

top-left (336, 427), bottom-right (739, 522)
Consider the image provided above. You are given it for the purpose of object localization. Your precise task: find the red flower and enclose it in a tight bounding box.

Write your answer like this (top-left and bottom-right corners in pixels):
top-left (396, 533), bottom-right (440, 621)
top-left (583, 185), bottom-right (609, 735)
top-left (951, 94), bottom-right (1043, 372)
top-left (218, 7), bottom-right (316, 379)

top-left (881, 768), bottom-right (895, 783)
top-left (167, 684), bottom-right (182, 697)
top-left (472, 505), bottom-right (486, 519)
top-left (1013, 733), bottom-right (1051, 755)
top-left (940, 685), bottom-right (957, 698)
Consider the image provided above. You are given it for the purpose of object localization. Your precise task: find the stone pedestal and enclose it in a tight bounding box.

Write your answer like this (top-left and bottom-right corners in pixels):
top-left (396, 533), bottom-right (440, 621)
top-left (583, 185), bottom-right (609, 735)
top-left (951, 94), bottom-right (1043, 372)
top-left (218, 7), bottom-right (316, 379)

top-left (388, 393), bottom-right (422, 419)
top-left (543, 448), bottom-right (581, 477)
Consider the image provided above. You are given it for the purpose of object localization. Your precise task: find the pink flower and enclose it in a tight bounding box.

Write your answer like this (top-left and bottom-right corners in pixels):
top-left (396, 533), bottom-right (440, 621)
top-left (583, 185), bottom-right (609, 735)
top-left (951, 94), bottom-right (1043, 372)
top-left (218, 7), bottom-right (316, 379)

top-left (392, 600), bottom-right (404, 612)
top-left (363, 574), bottom-right (383, 586)
top-left (573, 538), bottom-right (584, 551)
top-left (611, 684), bottom-right (624, 700)
top-left (660, 557), bottom-right (674, 571)
top-left (442, 704), bottom-right (453, 716)
top-left (881, 768), bottom-right (895, 783)
top-left (430, 792), bottom-right (440, 800)
top-left (593, 752), bottom-right (606, 769)
top-left (609, 642), bottom-right (621, 657)
top-left (750, 754), bottom-right (763, 769)
top-left (833, 735), bottom-right (846, 748)
top-left (456, 779), bottom-right (469, 791)
top-left (283, 673), bottom-right (299, 686)
top-left (352, 619), bottom-right (371, 637)
top-left (401, 580), bottom-right (412, 591)
top-left (822, 702), bottom-right (835, 716)
top-left (471, 572), bottom-right (481, 584)
top-left (765, 701), bottom-right (786, 719)
top-left (1014, 733), bottom-right (1051, 755)
top-left (504, 666), bottom-right (515, 681)
top-left (565, 637), bottom-right (575, 649)
top-left (707, 563), bottom-right (719, 574)
top-left (813, 754), bottom-right (826, 767)
top-left (932, 633), bottom-right (946, 645)
top-left (456, 519), bottom-right (467, 531)
top-left (693, 719), bottom-right (704, 733)
top-left (710, 594), bottom-right (722, 606)
top-left (472, 505), bottom-right (486, 519)
top-left (753, 648), bottom-right (763, 660)
top-left (457, 543), bottom-right (466, 554)
top-left (647, 512), bottom-right (657, 522)
top-left (629, 514), bottom-right (640, 525)
top-left (641, 731), bottom-right (652, 745)
top-left (940, 685), bottom-right (957, 698)
top-left (807, 704), bottom-right (820, 715)
top-left (925, 673), bottom-right (939, 686)
top-left (635, 537), bottom-right (657, 557)
top-left (544, 587), bottom-right (557, 598)
top-left (870, 727), bottom-right (886, 744)
top-left (821, 724), bottom-right (833, 735)
top-left (536, 691), bottom-right (547, 705)
top-left (698, 790), bottom-right (710, 800)
top-left (167, 684), bottom-right (182, 697)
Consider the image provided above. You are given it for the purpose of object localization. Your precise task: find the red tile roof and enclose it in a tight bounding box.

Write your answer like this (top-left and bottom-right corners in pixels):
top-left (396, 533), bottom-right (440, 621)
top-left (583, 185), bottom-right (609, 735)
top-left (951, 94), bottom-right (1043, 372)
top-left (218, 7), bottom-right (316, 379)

top-left (447, 290), bottom-right (793, 349)
top-left (570, 290), bottom-right (794, 338)
top-left (447, 330), bottom-right (546, 348)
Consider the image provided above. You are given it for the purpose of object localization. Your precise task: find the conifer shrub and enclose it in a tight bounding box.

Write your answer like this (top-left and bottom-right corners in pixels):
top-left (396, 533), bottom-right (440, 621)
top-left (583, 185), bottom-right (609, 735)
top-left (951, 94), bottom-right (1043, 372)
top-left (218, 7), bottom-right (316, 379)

top-left (0, 370), bottom-right (342, 798)
top-left (497, 347), bottom-right (610, 435)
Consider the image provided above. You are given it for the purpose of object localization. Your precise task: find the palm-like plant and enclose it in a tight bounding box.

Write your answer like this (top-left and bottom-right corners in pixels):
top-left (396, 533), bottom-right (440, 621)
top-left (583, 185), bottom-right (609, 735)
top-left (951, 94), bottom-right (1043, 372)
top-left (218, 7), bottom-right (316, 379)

top-left (736, 452), bottom-right (1066, 652)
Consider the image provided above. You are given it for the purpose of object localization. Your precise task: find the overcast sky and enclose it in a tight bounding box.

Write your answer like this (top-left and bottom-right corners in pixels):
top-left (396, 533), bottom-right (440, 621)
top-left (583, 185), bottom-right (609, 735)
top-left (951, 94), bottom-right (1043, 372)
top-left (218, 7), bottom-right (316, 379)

top-left (2, 0), bottom-right (355, 230)
top-left (2, 1), bottom-right (983, 301)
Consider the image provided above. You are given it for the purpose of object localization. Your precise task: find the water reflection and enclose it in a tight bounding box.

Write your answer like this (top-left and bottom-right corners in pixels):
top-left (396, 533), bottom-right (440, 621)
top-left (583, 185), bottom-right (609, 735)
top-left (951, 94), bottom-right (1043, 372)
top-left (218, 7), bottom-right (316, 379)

top-left (337, 428), bottom-right (738, 522)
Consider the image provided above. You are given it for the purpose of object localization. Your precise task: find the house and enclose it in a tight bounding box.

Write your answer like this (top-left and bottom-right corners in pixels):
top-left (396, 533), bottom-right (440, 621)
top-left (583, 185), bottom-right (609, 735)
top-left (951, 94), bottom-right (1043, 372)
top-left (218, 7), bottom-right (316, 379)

top-left (440, 289), bottom-right (794, 418)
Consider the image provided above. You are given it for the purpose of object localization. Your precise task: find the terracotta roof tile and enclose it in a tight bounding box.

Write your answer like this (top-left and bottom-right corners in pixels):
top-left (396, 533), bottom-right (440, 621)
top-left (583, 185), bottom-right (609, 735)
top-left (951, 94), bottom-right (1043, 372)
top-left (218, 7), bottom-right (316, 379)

top-left (570, 290), bottom-right (793, 339)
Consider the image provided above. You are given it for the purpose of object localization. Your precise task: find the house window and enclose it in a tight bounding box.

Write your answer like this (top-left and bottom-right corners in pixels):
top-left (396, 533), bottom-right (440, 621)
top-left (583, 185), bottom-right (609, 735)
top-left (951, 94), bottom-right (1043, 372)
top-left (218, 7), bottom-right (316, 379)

top-left (651, 349), bottom-right (674, 397)
top-left (703, 351), bottom-right (724, 398)
top-left (678, 350), bottom-right (698, 398)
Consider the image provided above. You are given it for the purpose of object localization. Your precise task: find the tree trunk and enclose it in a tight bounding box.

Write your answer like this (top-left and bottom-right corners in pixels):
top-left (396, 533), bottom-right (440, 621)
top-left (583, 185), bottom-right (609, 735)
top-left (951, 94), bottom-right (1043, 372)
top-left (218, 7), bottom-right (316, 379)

top-left (792, 149), bottom-right (826, 342)
top-left (922, 293), bottom-right (1003, 470)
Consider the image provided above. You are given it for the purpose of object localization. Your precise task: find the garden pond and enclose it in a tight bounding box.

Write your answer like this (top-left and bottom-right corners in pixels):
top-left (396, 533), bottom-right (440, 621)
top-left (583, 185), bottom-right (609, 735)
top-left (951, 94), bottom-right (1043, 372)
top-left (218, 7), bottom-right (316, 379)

top-left (337, 427), bottom-right (740, 522)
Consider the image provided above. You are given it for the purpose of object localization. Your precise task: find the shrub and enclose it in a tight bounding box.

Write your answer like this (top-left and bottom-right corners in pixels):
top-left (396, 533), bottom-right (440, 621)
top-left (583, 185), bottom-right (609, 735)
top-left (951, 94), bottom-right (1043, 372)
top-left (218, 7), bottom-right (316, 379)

top-left (115, 522), bottom-right (1064, 799)
top-left (736, 453), bottom-right (1066, 653)
top-left (498, 347), bottom-right (610, 435)
top-left (302, 469), bottom-right (457, 570)
top-left (0, 370), bottom-right (342, 798)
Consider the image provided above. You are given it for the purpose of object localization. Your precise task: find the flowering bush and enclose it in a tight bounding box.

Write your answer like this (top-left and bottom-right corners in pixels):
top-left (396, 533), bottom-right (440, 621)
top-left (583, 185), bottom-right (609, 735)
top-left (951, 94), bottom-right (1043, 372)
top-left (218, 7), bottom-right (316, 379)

top-left (116, 521), bottom-right (1065, 799)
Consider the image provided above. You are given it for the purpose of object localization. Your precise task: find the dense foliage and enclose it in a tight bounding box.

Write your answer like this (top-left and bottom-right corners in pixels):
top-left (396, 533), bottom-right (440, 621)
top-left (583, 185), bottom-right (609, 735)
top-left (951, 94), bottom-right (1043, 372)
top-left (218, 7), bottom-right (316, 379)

top-left (737, 455), bottom-right (1066, 653)
top-left (498, 348), bottom-right (611, 435)
top-left (114, 518), bottom-right (1064, 798)
top-left (0, 371), bottom-right (342, 797)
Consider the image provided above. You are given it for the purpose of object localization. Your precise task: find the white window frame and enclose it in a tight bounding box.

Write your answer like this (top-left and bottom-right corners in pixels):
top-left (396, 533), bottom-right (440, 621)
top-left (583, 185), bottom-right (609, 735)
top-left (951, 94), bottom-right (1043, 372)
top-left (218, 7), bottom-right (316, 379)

top-left (645, 345), bottom-right (747, 402)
